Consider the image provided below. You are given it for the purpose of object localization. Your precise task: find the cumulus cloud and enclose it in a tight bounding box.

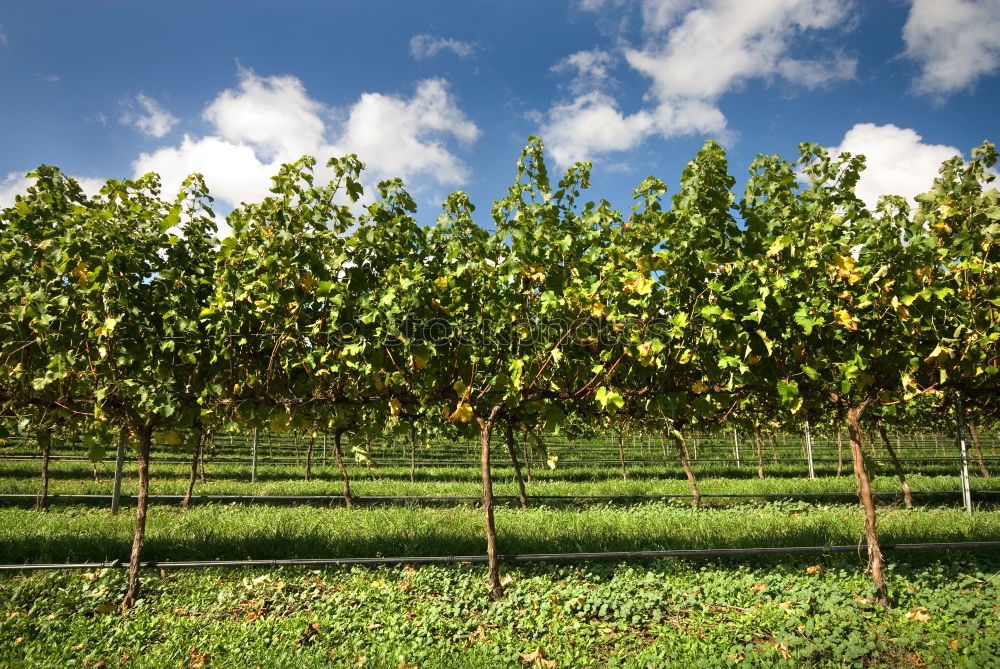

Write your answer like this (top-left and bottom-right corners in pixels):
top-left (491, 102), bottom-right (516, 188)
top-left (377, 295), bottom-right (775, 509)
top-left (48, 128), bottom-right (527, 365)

top-left (540, 93), bottom-right (655, 167)
top-left (547, 0), bottom-right (858, 168)
top-left (903, 0), bottom-right (1000, 97)
top-left (551, 49), bottom-right (617, 95)
top-left (409, 34), bottom-right (477, 59)
top-left (120, 94), bottom-right (179, 138)
top-left (825, 123), bottom-right (961, 209)
top-left (133, 70), bottom-right (478, 217)
top-left (338, 78), bottom-right (480, 185)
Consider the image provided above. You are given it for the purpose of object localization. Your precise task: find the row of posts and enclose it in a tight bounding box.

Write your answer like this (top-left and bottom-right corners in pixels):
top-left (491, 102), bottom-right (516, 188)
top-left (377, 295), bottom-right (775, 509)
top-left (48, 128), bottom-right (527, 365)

top-left (99, 400), bottom-right (976, 515)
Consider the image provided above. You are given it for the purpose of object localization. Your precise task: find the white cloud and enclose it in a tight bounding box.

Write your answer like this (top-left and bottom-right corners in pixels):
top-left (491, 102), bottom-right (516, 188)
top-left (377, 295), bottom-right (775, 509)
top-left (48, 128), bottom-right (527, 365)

top-left (903, 0), bottom-right (1000, 97)
top-left (409, 34), bottom-right (477, 60)
top-left (825, 123), bottom-right (960, 209)
top-left (203, 72), bottom-right (325, 161)
top-left (133, 71), bottom-right (478, 218)
top-left (337, 78), bottom-right (480, 185)
top-left (624, 0), bottom-right (855, 101)
top-left (551, 49), bottom-right (617, 95)
top-left (120, 94), bottom-right (179, 138)
top-left (545, 0), bottom-right (857, 168)
top-left (540, 93), bottom-right (656, 167)
top-left (0, 23), bottom-right (7, 47)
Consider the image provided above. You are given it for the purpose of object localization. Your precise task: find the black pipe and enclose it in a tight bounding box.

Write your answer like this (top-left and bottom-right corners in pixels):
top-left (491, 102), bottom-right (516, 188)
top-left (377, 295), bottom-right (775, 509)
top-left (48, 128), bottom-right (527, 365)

top-left (3, 541), bottom-right (999, 572)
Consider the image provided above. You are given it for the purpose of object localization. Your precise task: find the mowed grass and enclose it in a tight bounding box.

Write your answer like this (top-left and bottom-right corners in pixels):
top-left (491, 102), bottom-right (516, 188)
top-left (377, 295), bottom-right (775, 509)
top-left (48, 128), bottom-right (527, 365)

top-left (0, 459), bottom-right (990, 504)
top-left (2, 555), bottom-right (1000, 668)
top-left (1, 502), bottom-right (999, 565)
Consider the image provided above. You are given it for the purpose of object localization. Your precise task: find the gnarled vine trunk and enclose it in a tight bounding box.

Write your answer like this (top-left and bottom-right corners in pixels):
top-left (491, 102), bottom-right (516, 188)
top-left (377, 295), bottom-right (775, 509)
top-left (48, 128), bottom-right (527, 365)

top-left (847, 406), bottom-right (888, 607)
top-left (477, 409), bottom-right (504, 601)
top-left (968, 420), bottom-right (990, 478)
top-left (753, 429), bottom-right (765, 480)
top-left (617, 432), bottom-right (628, 482)
top-left (332, 428), bottom-right (353, 509)
top-left (670, 428), bottom-right (701, 508)
top-left (111, 427), bottom-right (127, 515)
top-left (836, 429), bottom-right (844, 477)
top-left (182, 429), bottom-right (205, 509)
top-left (877, 422), bottom-right (912, 509)
top-left (122, 421), bottom-right (153, 611)
top-left (304, 433), bottom-right (315, 482)
top-left (504, 421), bottom-right (528, 509)
top-left (36, 431), bottom-right (51, 510)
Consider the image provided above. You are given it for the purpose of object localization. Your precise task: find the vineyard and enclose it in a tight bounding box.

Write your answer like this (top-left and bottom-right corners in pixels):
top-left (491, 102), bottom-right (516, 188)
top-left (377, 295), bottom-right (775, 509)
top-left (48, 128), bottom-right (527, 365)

top-left (2, 137), bottom-right (999, 666)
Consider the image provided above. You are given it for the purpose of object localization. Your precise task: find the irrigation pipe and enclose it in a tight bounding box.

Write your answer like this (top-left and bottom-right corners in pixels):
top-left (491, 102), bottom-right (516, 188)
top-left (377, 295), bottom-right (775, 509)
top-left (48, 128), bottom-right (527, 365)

top-left (2, 490), bottom-right (997, 506)
top-left (3, 541), bottom-right (1000, 572)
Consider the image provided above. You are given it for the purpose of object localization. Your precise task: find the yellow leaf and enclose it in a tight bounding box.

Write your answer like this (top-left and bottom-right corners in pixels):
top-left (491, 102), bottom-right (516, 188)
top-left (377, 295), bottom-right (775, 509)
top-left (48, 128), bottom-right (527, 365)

top-left (69, 262), bottom-right (89, 284)
top-left (299, 274), bottom-right (317, 292)
top-left (905, 607), bottom-right (930, 622)
top-left (805, 565), bottom-right (824, 575)
top-left (519, 647), bottom-right (556, 668)
top-left (389, 399), bottom-right (403, 416)
top-left (163, 430), bottom-right (184, 446)
top-left (834, 309), bottom-right (858, 331)
top-left (434, 276), bottom-right (449, 291)
top-left (95, 602), bottom-right (117, 614)
top-left (623, 275), bottom-right (653, 296)
top-left (500, 574), bottom-right (514, 587)
top-left (449, 402), bottom-right (474, 423)
top-left (691, 380), bottom-right (709, 394)
top-left (832, 253), bottom-right (855, 272)
top-left (411, 355), bottom-right (427, 371)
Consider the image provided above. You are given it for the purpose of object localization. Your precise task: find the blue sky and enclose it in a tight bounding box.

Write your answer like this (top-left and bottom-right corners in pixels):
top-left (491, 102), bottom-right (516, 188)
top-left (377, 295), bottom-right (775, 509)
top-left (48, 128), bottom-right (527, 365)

top-left (1, 0), bottom-right (998, 229)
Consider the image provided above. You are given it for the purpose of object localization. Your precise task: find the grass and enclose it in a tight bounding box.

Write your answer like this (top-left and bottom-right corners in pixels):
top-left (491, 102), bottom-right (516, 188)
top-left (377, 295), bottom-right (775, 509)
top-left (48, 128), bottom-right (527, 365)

top-left (1, 502), bottom-right (999, 565)
top-left (2, 431), bottom-right (999, 666)
top-left (0, 459), bottom-right (992, 503)
top-left (2, 555), bottom-right (999, 667)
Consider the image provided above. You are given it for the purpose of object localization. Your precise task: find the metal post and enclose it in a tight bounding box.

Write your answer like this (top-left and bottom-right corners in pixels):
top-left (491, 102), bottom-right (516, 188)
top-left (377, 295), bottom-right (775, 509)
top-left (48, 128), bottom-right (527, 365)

top-left (251, 428), bottom-right (258, 484)
top-left (110, 427), bottom-right (127, 515)
top-left (956, 393), bottom-right (973, 514)
top-left (804, 419), bottom-right (816, 480)
top-left (733, 430), bottom-right (741, 467)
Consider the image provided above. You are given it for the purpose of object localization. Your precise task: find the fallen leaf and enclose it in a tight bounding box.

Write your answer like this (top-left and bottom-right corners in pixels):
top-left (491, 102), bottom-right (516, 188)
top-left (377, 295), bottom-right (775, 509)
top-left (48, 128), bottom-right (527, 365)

top-left (778, 601), bottom-right (794, 611)
top-left (500, 574), bottom-right (514, 587)
top-left (905, 607), bottom-right (930, 622)
top-left (751, 583), bottom-right (766, 592)
top-left (469, 625), bottom-right (488, 642)
top-left (298, 623), bottom-right (321, 645)
top-left (805, 565), bottom-right (824, 575)
top-left (188, 647), bottom-right (211, 668)
top-left (519, 647), bottom-right (556, 668)
top-left (770, 641), bottom-right (791, 659)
